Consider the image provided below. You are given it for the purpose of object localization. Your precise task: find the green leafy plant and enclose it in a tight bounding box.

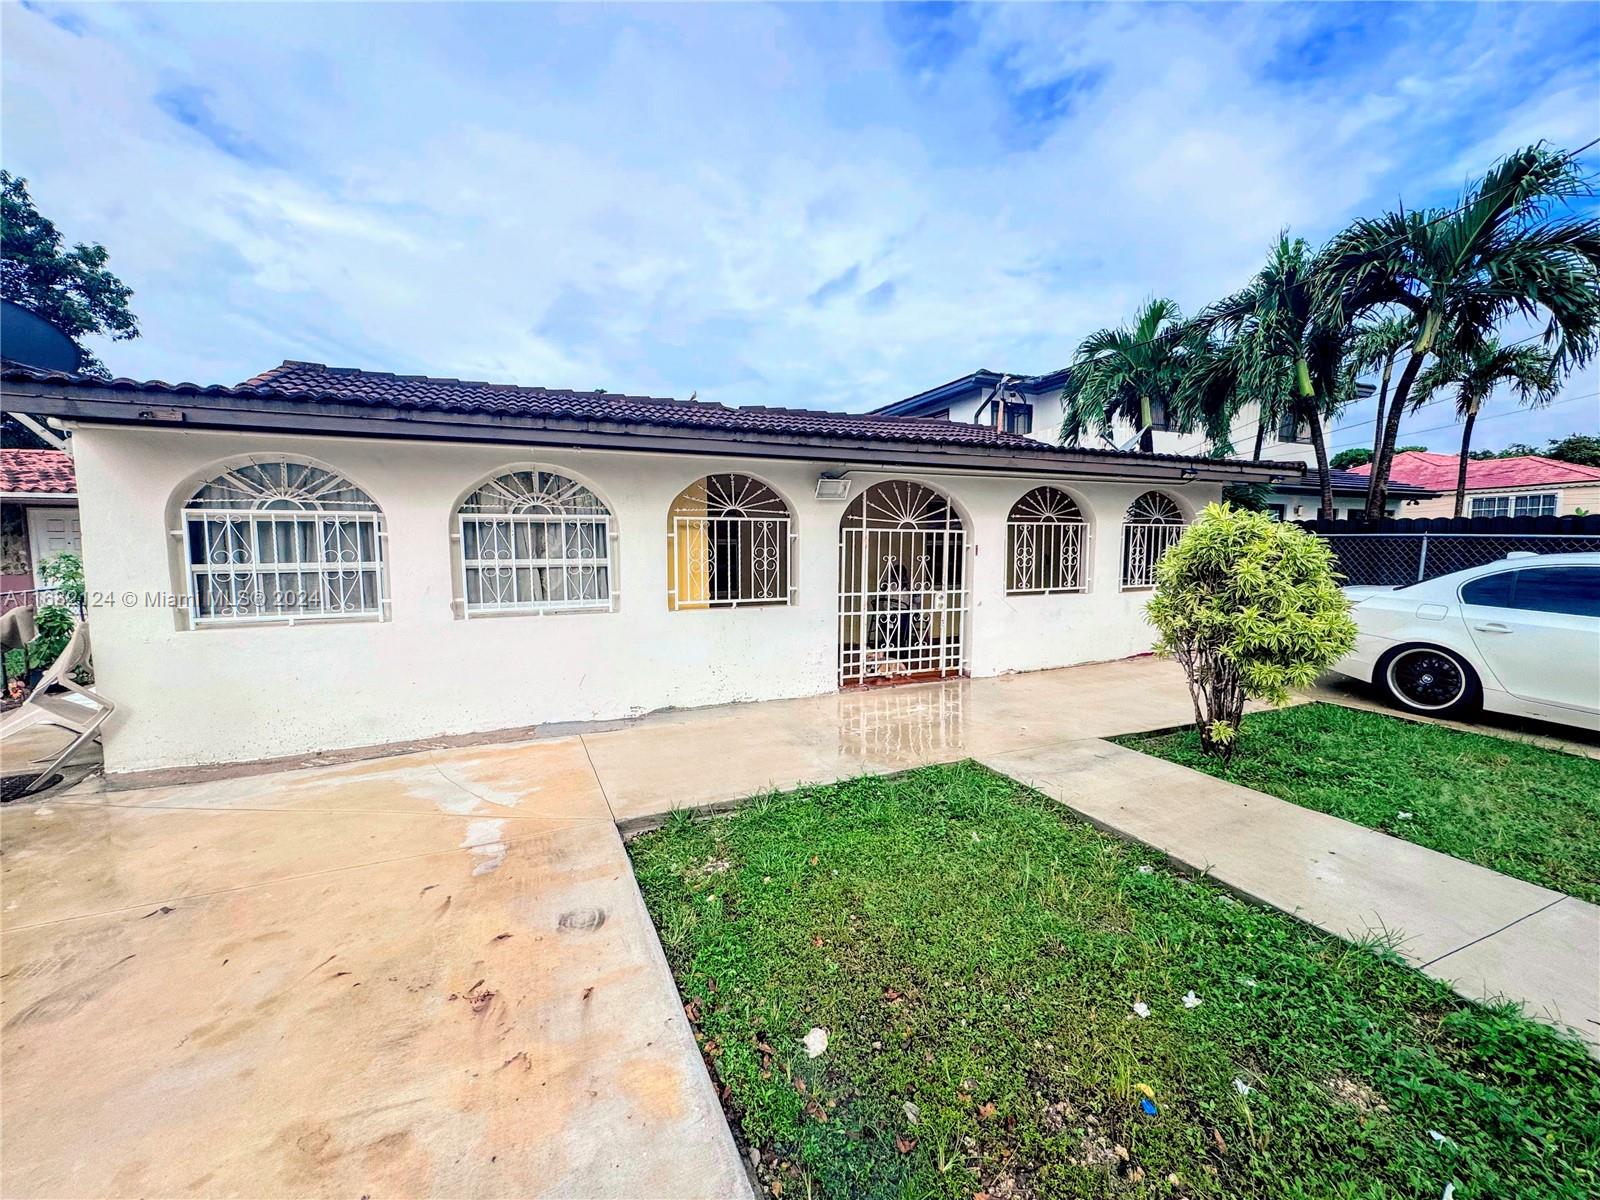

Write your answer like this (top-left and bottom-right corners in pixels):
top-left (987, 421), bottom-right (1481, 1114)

top-left (1145, 503), bottom-right (1356, 759)
top-left (37, 550), bottom-right (85, 604)
top-left (2, 604), bottom-right (73, 682)
top-left (1, 552), bottom-right (83, 685)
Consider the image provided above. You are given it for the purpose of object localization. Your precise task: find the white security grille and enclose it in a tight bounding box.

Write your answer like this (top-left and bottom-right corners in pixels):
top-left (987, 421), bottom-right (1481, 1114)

top-left (1120, 491), bottom-right (1185, 590)
top-left (457, 470), bottom-right (615, 616)
top-left (181, 461), bottom-right (388, 626)
top-left (1007, 486), bottom-right (1088, 594)
top-left (667, 474), bottom-right (795, 609)
top-left (838, 481), bottom-right (968, 686)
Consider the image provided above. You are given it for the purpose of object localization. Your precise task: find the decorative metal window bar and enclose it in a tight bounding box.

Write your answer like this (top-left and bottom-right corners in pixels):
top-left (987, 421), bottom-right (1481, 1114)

top-left (668, 514), bottom-right (795, 608)
top-left (1120, 491), bottom-right (1186, 590)
top-left (178, 461), bottom-right (389, 627)
top-left (455, 470), bottom-right (617, 617)
top-left (667, 474), bottom-right (796, 610)
top-left (183, 509), bottom-right (388, 625)
top-left (1006, 487), bottom-right (1088, 595)
top-left (459, 514), bottom-right (614, 615)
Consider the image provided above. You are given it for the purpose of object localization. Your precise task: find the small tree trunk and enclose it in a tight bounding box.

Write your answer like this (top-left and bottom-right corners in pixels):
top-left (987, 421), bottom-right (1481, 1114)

top-left (1304, 405), bottom-right (1336, 520)
top-left (1369, 350), bottom-right (1396, 469)
top-left (1365, 349), bottom-right (1426, 520)
top-left (1181, 643), bottom-right (1246, 761)
top-left (1138, 394), bottom-right (1154, 453)
top-left (1454, 403), bottom-right (1479, 518)
top-left (1251, 417), bottom-right (1266, 461)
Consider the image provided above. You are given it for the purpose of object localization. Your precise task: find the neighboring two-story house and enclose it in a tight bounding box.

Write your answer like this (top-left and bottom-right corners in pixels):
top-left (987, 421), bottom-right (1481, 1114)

top-left (874, 369), bottom-right (1416, 517)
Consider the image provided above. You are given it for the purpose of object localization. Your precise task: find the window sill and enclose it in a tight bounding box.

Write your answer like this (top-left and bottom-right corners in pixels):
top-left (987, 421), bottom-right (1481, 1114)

top-left (457, 602), bottom-right (617, 620)
top-left (190, 612), bottom-right (388, 631)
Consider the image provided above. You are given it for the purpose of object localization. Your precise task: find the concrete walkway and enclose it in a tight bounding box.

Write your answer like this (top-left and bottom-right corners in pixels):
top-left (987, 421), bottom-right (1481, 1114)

top-left (981, 738), bottom-right (1600, 1051)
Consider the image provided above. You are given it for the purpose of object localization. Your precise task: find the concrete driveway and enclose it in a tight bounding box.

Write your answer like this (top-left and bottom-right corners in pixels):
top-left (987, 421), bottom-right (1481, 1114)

top-left (1, 736), bottom-right (747, 1199)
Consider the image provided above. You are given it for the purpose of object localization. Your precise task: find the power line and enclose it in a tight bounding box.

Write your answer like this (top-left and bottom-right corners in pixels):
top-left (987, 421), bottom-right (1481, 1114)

top-left (1167, 323), bottom-right (1598, 457)
top-left (1326, 389), bottom-right (1600, 449)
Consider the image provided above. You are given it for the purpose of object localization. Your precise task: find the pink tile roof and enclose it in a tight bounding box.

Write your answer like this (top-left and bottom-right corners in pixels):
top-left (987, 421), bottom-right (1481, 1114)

top-left (0, 449), bottom-right (76, 495)
top-left (1350, 450), bottom-right (1600, 491)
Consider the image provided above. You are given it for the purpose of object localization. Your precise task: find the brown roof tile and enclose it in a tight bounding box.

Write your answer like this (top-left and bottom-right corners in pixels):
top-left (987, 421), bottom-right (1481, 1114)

top-left (0, 448), bottom-right (76, 495)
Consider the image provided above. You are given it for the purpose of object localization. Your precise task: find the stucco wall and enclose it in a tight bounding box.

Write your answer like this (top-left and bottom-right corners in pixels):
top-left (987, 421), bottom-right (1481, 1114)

top-left (70, 425), bottom-right (1219, 773)
top-left (998, 386), bottom-right (1316, 467)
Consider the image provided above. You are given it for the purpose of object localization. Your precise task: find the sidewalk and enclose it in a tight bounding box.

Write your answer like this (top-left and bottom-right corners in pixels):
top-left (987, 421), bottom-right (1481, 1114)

top-left (980, 738), bottom-right (1600, 1052)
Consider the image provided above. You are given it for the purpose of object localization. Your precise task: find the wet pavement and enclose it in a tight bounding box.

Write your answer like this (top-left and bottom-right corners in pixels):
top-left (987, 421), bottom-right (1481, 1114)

top-left (5, 655), bottom-right (1594, 1196)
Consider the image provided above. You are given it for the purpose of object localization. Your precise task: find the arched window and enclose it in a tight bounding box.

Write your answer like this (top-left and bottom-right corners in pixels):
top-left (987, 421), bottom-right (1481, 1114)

top-left (457, 469), bottom-right (615, 615)
top-left (1120, 491), bottom-right (1186, 590)
top-left (667, 473), bottom-right (794, 610)
top-left (181, 460), bottom-right (387, 625)
top-left (1007, 487), bottom-right (1088, 595)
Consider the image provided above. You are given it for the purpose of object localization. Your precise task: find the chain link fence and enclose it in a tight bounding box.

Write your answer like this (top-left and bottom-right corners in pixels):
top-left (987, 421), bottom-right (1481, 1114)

top-left (1315, 532), bottom-right (1600, 587)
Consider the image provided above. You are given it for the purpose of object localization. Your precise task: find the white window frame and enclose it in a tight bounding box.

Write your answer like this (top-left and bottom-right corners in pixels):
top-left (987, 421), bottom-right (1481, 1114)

top-left (1006, 487), bottom-right (1089, 595)
top-left (1120, 491), bottom-right (1186, 591)
top-left (1513, 492), bottom-right (1558, 518)
top-left (667, 474), bottom-right (796, 611)
top-left (455, 470), bottom-right (618, 617)
top-left (177, 462), bottom-right (389, 628)
top-left (1469, 495), bottom-right (1511, 518)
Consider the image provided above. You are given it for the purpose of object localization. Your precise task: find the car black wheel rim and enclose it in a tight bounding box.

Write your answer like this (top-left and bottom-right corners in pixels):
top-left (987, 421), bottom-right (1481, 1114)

top-left (1389, 650), bottom-right (1465, 710)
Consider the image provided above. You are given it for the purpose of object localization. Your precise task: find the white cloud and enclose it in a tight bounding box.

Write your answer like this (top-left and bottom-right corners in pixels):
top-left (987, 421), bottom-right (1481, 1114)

top-left (2, 0), bottom-right (1596, 450)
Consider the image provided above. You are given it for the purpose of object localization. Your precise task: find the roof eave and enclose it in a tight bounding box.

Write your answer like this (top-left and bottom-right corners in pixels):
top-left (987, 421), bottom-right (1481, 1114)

top-left (2, 379), bottom-right (1296, 485)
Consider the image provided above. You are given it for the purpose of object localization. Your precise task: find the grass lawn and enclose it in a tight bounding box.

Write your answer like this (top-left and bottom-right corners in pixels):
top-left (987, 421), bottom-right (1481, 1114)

top-left (1114, 703), bottom-right (1600, 905)
top-left (629, 764), bottom-right (1598, 1200)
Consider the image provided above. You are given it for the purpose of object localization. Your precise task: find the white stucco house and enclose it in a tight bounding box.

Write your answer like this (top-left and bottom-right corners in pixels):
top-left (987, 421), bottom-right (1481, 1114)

top-left (1, 360), bottom-right (1295, 778)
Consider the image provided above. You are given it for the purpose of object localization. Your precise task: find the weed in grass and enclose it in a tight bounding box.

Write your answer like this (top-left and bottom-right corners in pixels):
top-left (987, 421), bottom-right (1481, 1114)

top-left (630, 762), bottom-right (1600, 1200)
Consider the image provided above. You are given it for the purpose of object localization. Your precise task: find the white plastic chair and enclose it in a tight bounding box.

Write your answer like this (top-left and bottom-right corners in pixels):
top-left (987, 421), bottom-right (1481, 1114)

top-left (0, 621), bottom-right (114, 791)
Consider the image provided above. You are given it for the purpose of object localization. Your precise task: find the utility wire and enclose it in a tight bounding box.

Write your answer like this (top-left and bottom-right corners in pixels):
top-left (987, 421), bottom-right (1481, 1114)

top-left (1167, 321), bottom-right (1599, 457)
top-left (1326, 389), bottom-right (1600, 449)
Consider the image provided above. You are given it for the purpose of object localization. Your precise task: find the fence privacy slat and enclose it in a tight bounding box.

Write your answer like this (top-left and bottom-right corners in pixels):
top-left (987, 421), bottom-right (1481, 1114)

top-left (1295, 513), bottom-right (1600, 536)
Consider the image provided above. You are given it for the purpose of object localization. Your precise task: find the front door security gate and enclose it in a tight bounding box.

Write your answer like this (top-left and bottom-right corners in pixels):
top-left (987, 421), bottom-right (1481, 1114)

top-left (837, 481), bottom-right (968, 687)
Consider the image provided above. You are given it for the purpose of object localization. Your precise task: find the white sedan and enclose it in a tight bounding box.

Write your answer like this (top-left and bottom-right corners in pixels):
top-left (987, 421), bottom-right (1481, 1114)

top-left (1332, 551), bottom-right (1600, 732)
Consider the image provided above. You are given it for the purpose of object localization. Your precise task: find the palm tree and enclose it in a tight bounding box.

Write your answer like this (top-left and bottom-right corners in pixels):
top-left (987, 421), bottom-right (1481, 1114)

top-left (1059, 297), bottom-right (1188, 453)
top-left (1190, 236), bottom-right (1349, 518)
top-left (1323, 144), bottom-right (1600, 519)
top-left (1173, 328), bottom-right (1286, 461)
top-left (1413, 339), bottom-right (1560, 516)
top-left (1344, 314), bottom-right (1416, 489)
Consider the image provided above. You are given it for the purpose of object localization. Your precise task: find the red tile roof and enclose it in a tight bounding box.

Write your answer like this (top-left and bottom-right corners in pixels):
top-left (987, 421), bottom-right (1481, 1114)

top-left (1350, 451), bottom-right (1600, 491)
top-left (0, 448), bottom-right (76, 495)
top-left (238, 360), bottom-right (1058, 451)
top-left (0, 361), bottom-right (1301, 475)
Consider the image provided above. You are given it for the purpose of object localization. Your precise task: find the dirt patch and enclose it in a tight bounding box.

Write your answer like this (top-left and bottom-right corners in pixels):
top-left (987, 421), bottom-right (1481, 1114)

top-left (1327, 1074), bottom-right (1389, 1116)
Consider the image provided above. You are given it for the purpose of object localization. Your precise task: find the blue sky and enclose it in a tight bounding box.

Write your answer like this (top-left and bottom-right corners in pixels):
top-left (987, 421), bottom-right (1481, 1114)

top-left (4, 1), bottom-right (1597, 452)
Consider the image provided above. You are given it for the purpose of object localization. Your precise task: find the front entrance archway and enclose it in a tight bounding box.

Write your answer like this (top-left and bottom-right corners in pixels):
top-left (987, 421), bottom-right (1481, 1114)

top-left (837, 480), bottom-right (969, 687)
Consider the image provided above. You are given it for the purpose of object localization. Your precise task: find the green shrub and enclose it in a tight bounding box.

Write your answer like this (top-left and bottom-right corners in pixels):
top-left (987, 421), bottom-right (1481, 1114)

top-left (2, 552), bottom-right (84, 685)
top-left (1146, 502), bottom-right (1356, 759)
top-left (38, 550), bottom-right (85, 604)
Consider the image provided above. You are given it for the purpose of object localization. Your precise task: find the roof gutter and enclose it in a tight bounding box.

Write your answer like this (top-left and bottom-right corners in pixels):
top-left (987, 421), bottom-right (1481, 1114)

top-left (2, 380), bottom-right (1299, 486)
